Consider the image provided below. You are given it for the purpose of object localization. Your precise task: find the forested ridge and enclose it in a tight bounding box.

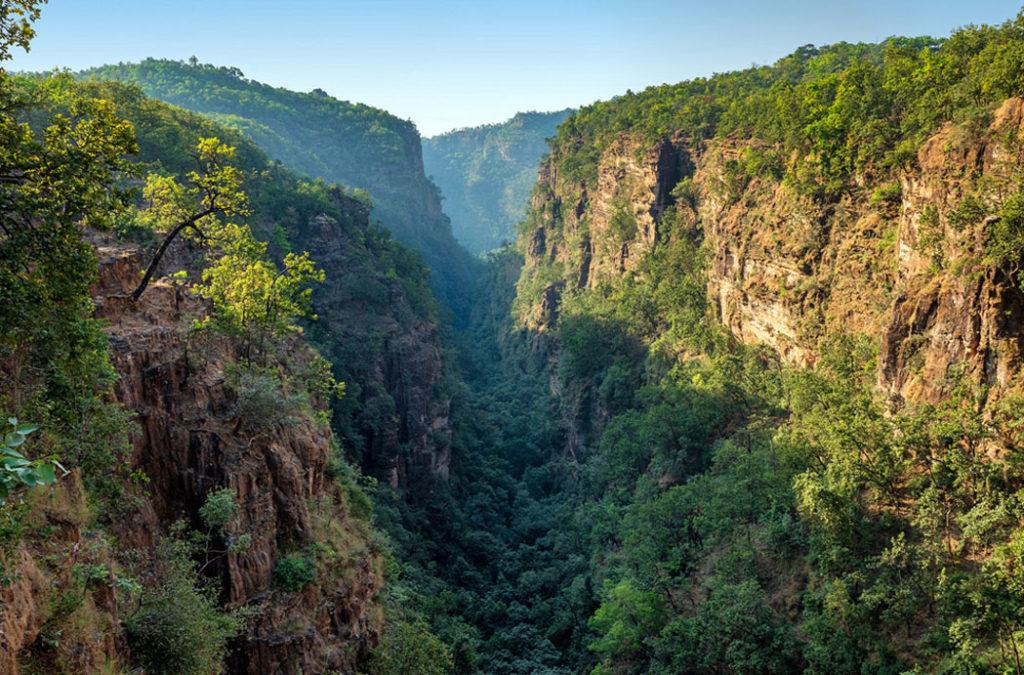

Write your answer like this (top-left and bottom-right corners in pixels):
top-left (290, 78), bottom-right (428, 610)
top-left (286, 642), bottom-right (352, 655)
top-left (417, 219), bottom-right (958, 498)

top-left (423, 109), bottom-right (572, 254)
top-left (493, 10), bottom-right (1024, 673)
top-left (7, 3), bottom-right (1024, 674)
top-left (79, 58), bottom-right (478, 322)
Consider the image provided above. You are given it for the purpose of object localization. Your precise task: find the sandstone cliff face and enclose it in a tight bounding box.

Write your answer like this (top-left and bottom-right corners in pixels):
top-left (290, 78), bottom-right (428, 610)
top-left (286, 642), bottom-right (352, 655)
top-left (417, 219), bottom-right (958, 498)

top-left (290, 193), bottom-right (453, 490)
top-left (4, 239), bottom-right (387, 674)
top-left (518, 99), bottom-right (1024, 406)
top-left (97, 244), bottom-right (381, 674)
top-left (517, 135), bottom-right (691, 346)
top-left (879, 100), bottom-right (1024, 403)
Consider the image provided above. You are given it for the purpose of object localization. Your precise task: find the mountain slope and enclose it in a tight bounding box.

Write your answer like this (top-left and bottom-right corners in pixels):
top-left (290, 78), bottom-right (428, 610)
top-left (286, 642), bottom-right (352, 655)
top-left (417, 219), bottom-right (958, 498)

top-left (80, 58), bottom-right (477, 319)
top-left (1, 70), bottom-right (461, 672)
top-left (502, 15), bottom-right (1024, 673)
top-left (423, 109), bottom-right (572, 253)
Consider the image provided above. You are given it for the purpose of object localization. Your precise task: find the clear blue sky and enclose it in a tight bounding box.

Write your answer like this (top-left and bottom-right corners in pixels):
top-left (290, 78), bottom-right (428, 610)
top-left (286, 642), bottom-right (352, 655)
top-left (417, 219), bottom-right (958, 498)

top-left (9, 1), bottom-right (1024, 136)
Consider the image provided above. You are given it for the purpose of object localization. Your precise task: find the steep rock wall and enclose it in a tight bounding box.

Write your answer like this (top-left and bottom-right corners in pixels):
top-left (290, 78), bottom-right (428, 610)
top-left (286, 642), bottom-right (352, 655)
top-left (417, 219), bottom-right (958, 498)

top-left (2, 238), bottom-right (391, 674)
top-left (0, 473), bottom-right (121, 674)
top-left (518, 99), bottom-right (1024, 406)
top-left (288, 192), bottom-right (453, 490)
top-left (94, 245), bottom-right (383, 674)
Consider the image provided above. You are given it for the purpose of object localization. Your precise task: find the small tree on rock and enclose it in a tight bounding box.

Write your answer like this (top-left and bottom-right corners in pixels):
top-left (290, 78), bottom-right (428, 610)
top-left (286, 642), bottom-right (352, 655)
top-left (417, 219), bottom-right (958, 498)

top-left (131, 137), bottom-right (249, 300)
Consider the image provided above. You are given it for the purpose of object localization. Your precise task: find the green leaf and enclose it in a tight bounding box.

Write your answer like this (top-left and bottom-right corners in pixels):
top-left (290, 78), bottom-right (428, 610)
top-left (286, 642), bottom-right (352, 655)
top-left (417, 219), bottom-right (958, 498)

top-left (35, 463), bottom-right (56, 485)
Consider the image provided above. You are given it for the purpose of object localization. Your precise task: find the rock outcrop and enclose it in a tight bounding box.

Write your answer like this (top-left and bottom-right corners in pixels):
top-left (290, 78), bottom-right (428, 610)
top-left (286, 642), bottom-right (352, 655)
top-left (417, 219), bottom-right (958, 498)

top-left (518, 99), bottom-right (1024, 407)
top-left (5, 239), bottom-right (387, 674)
top-left (96, 244), bottom-right (381, 674)
top-left (96, 244), bottom-right (383, 674)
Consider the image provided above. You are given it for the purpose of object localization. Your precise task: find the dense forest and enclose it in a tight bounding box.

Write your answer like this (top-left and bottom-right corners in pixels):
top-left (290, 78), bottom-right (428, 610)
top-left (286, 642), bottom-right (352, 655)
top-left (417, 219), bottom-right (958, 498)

top-left (7, 2), bottom-right (1024, 674)
top-left (423, 110), bottom-right (572, 254)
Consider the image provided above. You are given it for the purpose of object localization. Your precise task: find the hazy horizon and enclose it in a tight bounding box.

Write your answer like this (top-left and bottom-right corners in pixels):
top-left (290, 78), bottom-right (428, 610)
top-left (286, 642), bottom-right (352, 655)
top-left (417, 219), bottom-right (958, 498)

top-left (10, 0), bottom-right (1024, 136)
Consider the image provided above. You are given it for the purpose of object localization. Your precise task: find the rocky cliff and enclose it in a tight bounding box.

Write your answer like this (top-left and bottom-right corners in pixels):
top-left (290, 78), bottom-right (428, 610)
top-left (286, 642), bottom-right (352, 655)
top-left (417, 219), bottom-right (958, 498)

top-left (516, 98), bottom-right (1024, 408)
top-left (0, 241), bottom-right (387, 674)
top-left (97, 243), bottom-right (384, 674)
top-left (287, 191), bottom-right (453, 490)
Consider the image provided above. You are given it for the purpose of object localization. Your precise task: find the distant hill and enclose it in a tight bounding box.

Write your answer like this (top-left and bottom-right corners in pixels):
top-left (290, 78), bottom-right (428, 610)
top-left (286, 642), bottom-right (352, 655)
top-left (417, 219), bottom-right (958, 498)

top-left (423, 109), bottom-right (572, 253)
top-left (80, 58), bottom-right (476, 318)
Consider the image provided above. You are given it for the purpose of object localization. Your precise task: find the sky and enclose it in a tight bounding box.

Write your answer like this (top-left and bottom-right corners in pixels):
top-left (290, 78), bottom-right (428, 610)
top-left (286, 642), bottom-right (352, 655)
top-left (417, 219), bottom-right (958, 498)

top-left (9, 1), bottom-right (1024, 136)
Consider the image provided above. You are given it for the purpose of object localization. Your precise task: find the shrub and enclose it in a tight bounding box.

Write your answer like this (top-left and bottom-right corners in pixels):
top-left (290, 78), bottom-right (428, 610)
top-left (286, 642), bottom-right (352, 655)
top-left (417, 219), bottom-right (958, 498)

top-left (948, 194), bottom-right (987, 231)
top-left (608, 202), bottom-right (638, 243)
top-left (327, 450), bottom-right (375, 521)
top-left (369, 620), bottom-right (454, 675)
top-left (273, 553), bottom-right (316, 592)
top-left (671, 177), bottom-right (699, 212)
top-left (917, 205), bottom-right (945, 270)
top-left (225, 364), bottom-right (304, 432)
top-left (988, 189), bottom-right (1024, 284)
top-left (198, 487), bottom-right (238, 533)
top-left (125, 538), bottom-right (241, 675)
top-left (869, 181), bottom-right (901, 206)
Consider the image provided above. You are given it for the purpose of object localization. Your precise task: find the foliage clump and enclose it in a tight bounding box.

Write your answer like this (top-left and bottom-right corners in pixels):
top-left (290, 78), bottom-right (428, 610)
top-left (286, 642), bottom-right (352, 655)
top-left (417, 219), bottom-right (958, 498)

top-left (273, 553), bottom-right (316, 592)
top-left (551, 13), bottom-right (1024, 198)
top-left (125, 535), bottom-right (242, 675)
top-left (369, 620), bottom-right (454, 675)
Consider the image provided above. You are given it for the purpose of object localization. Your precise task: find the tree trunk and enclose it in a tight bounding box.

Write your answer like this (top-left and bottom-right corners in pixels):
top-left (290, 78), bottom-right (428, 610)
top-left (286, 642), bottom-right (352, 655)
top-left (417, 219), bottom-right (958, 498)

top-left (131, 214), bottom-right (205, 300)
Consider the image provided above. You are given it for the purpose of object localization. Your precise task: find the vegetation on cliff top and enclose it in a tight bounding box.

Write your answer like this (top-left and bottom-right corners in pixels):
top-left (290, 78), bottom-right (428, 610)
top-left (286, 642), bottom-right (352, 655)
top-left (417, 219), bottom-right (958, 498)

top-left (551, 14), bottom-right (1024, 198)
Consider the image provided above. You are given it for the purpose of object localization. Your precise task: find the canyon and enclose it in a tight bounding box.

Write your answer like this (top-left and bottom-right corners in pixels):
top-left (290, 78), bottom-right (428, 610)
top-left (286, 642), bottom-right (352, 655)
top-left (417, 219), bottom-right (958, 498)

top-left (6, 12), bottom-right (1024, 674)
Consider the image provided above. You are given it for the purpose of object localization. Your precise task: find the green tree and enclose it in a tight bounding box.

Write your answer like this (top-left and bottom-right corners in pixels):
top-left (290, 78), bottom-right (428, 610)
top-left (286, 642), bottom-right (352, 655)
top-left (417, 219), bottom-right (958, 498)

top-left (370, 620), bottom-right (454, 675)
top-left (196, 232), bottom-right (324, 362)
top-left (589, 580), bottom-right (666, 672)
top-left (132, 137), bottom-right (250, 299)
top-left (0, 1), bottom-right (43, 61)
top-left (125, 535), bottom-right (242, 675)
